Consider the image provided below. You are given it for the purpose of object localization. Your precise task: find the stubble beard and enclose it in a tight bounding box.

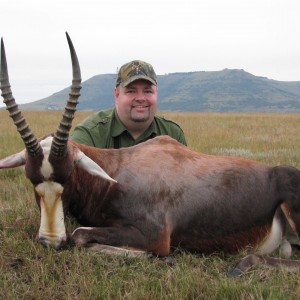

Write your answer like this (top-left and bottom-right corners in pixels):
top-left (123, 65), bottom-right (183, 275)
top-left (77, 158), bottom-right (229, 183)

top-left (129, 106), bottom-right (151, 123)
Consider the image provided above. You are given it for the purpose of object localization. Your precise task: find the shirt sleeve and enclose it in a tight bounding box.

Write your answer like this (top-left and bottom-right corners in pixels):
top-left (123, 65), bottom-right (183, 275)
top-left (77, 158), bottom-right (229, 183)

top-left (70, 125), bottom-right (96, 147)
top-left (177, 129), bottom-right (187, 146)
top-left (159, 116), bottom-right (187, 146)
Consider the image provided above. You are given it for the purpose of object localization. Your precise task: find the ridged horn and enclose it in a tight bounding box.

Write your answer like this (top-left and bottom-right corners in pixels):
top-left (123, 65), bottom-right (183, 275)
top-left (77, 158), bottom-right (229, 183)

top-left (0, 38), bottom-right (42, 157)
top-left (50, 32), bottom-right (82, 157)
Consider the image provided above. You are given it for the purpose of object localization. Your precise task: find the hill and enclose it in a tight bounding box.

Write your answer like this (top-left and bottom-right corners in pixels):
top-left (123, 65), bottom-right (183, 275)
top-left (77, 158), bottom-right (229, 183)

top-left (19, 69), bottom-right (300, 112)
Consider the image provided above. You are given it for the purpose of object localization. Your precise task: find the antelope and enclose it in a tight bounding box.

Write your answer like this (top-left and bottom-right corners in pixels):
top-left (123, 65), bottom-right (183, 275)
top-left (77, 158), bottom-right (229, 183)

top-left (1, 33), bottom-right (300, 276)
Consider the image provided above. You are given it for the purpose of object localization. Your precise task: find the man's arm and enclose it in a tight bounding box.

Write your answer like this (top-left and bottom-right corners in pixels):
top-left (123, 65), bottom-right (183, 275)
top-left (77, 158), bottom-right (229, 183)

top-left (71, 126), bottom-right (96, 147)
top-left (177, 129), bottom-right (187, 146)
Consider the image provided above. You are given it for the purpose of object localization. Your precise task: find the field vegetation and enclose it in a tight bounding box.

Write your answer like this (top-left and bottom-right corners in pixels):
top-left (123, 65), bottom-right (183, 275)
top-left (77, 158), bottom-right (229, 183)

top-left (0, 110), bottom-right (300, 299)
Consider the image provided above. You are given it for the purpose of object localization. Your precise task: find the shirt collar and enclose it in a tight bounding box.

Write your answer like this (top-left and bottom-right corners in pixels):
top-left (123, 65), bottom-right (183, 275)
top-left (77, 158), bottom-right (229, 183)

top-left (111, 108), bottom-right (158, 140)
top-left (111, 108), bottom-right (128, 138)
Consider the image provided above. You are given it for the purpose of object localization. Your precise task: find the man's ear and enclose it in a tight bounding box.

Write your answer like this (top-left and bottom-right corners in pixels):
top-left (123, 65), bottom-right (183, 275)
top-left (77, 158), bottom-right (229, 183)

top-left (114, 86), bottom-right (120, 100)
top-left (114, 86), bottom-right (120, 108)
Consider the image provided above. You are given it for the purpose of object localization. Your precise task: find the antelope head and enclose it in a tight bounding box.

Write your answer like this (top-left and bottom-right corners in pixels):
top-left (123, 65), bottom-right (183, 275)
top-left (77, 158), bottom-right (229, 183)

top-left (0, 33), bottom-right (115, 249)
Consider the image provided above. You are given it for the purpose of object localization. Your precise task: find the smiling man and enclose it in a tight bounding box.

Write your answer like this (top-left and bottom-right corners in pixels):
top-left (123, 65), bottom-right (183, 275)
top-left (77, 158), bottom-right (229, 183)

top-left (71, 60), bottom-right (187, 148)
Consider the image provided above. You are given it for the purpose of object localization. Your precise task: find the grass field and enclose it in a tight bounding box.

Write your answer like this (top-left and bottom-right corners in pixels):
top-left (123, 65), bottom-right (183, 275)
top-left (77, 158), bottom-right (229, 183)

top-left (0, 110), bottom-right (300, 299)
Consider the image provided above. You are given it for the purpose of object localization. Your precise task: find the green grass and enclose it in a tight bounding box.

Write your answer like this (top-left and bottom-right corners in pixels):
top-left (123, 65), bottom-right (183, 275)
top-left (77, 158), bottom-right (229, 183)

top-left (0, 110), bottom-right (300, 299)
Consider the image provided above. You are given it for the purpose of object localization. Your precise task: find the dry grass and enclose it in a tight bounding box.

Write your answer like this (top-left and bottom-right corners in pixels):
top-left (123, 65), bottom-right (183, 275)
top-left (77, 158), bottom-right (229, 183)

top-left (0, 110), bottom-right (300, 299)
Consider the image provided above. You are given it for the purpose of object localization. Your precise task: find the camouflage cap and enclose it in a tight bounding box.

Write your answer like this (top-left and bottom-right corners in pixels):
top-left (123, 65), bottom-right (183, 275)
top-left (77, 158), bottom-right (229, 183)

top-left (116, 60), bottom-right (157, 87)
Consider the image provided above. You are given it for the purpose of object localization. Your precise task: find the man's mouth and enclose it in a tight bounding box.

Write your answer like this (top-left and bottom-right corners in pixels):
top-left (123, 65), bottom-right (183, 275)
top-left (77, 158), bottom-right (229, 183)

top-left (132, 105), bottom-right (149, 109)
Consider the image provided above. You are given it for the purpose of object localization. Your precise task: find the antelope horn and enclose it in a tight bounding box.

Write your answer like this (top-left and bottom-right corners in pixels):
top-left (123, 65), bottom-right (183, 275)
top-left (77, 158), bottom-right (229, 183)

top-left (50, 32), bottom-right (82, 157)
top-left (0, 38), bottom-right (42, 157)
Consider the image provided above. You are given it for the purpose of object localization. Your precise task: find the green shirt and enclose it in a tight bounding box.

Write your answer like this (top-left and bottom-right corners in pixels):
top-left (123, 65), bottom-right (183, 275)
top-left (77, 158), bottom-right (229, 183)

top-left (71, 108), bottom-right (187, 148)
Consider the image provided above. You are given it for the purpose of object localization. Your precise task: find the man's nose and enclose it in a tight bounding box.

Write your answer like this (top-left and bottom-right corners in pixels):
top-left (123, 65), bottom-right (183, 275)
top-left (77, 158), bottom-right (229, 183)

top-left (134, 91), bottom-right (147, 100)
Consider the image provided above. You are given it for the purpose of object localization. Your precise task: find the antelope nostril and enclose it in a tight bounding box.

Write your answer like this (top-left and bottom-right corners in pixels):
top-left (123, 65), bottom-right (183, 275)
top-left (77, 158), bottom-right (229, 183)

top-left (38, 237), bottom-right (49, 247)
top-left (38, 236), bottom-right (68, 250)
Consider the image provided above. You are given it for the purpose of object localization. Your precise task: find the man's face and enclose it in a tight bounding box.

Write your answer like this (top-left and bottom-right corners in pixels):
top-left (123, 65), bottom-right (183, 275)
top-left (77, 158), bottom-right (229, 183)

top-left (114, 80), bottom-right (158, 124)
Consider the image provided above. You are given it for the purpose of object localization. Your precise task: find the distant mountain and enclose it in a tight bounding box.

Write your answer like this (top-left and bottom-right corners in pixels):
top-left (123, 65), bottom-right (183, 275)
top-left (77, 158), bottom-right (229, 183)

top-left (19, 69), bottom-right (300, 112)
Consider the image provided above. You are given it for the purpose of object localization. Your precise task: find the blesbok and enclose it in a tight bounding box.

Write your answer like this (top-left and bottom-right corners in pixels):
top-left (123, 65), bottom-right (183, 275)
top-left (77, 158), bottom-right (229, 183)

top-left (1, 33), bottom-right (300, 276)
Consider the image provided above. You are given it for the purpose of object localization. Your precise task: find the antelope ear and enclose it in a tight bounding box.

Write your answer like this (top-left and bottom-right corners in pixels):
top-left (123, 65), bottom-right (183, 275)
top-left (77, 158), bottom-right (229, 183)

top-left (0, 150), bottom-right (26, 169)
top-left (74, 150), bottom-right (117, 183)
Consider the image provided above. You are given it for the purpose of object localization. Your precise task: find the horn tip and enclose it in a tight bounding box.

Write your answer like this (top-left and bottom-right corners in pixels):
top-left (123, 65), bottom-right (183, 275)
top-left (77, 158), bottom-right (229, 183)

top-left (65, 32), bottom-right (70, 42)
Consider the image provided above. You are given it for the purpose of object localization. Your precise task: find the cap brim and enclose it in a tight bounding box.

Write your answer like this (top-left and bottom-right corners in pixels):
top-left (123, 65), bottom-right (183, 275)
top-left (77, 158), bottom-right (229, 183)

top-left (120, 75), bottom-right (157, 87)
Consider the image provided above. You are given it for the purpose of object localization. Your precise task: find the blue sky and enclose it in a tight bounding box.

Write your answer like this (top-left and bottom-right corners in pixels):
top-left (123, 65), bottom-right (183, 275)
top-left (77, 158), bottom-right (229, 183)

top-left (1, 0), bottom-right (300, 104)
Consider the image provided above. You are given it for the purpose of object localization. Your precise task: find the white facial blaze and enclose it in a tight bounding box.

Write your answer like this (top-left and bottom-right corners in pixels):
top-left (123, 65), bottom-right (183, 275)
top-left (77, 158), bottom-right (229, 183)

top-left (40, 136), bottom-right (54, 179)
top-left (35, 181), bottom-right (67, 248)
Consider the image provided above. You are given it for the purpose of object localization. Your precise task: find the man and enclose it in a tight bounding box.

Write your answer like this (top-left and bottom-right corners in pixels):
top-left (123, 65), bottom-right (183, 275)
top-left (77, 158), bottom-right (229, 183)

top-left (71, 60), bottom-right (187, 148)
